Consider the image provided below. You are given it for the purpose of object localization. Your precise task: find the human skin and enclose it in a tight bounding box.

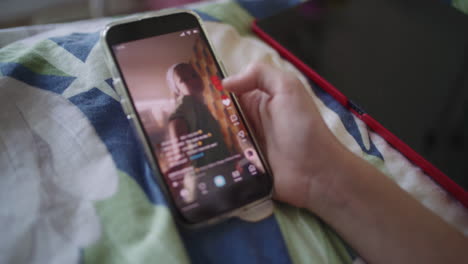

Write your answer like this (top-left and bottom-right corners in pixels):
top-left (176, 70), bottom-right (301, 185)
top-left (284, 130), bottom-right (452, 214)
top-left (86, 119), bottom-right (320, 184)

top-left (223, 63), bottom-right (468, 264)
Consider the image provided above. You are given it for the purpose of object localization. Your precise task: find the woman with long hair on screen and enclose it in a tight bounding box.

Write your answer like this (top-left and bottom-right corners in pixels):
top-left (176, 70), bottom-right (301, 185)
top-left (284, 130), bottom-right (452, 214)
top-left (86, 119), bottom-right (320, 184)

top-left (166, 62), bottom-right (231, 203)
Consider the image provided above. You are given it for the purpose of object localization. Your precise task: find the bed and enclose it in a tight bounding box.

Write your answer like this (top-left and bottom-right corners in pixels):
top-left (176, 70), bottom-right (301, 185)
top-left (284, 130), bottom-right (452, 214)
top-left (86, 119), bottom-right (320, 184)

top-left (1, 1), bottom-right (467, 263)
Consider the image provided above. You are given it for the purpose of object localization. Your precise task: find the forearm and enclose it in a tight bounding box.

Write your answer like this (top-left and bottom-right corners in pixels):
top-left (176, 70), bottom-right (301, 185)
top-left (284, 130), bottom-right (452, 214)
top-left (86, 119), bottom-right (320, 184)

top-left (307, 143), bottom-right (468, 264)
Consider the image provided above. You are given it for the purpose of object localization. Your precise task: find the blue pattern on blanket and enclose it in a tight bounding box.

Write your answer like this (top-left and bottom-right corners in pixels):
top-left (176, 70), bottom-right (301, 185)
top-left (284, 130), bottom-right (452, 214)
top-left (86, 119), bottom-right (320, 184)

top-left (50, 32), bottom-right (100, 62)
top-left (311, 82), bottom-right (384, 159)
top-left (181, 215), bottom-right (292, 264)
top-left (236, 0), bottom-right (302, 19)
top-left (193, 10), bottom-right (221, 22)
top-left (68, 87), bottom-right (168, 205)
top-left (105, 78), bottom-right (114, 90)
top-left (0, 62), bottom-right (75, 93)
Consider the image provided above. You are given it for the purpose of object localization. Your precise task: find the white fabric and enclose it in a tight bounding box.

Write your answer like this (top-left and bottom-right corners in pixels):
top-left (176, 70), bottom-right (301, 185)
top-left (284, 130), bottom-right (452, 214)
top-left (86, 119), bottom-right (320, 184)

top-left (0, 77), bottom-right (119, 264)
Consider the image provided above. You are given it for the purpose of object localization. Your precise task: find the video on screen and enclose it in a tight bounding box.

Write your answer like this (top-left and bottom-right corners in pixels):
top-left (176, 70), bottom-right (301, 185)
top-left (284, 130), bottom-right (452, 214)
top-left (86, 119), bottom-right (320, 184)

top-left (114, 28), bottom-right (265, 209)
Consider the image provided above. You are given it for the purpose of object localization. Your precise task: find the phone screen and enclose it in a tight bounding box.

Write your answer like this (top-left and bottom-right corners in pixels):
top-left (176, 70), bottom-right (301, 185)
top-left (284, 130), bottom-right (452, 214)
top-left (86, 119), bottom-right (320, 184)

top-left (107, 13), bottom-right (272, 223)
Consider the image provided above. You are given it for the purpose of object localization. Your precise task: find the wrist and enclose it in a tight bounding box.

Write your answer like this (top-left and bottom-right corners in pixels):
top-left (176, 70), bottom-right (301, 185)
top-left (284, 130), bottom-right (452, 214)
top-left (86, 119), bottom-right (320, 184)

top-left (304, 141), bottom-right (362, 217)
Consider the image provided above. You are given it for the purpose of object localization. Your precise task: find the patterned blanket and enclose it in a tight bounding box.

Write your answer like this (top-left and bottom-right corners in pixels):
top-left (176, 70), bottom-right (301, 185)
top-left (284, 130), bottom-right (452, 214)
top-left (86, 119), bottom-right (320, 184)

top-left (1, 1), bottom-right (467, 264)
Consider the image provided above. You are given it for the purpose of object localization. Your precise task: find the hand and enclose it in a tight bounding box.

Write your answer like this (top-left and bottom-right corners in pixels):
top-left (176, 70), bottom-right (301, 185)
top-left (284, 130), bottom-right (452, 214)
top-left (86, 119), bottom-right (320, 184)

top-left (223, 63), bottom-right (344, 209)
top-left (225, 63), bottom-right (468, 264)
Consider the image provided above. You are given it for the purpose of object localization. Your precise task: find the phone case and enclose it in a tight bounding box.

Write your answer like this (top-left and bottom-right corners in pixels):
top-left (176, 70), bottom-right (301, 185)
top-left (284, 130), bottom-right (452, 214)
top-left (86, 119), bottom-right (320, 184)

top-left (251, 20), bottom-right (468, 208)
top-left (99, 10), bottom-right (274, 228)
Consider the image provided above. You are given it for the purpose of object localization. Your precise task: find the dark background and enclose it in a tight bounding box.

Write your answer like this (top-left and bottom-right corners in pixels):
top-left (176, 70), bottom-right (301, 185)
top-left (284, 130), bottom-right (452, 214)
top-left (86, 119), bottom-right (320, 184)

top-left (258, 0), bottom-right (468, 189)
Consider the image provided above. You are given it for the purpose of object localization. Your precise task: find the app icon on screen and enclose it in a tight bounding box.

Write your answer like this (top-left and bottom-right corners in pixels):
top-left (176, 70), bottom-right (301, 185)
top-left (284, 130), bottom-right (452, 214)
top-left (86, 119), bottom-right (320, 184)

top-left (180, 188), bottom-right (189, 198)
top-left (232, 170), bottom-right (243, 182)
top-left (198, 182), bottom-right (207, 190)
top-left (231, 170), bottom-right (240, 178)
top-left (248, 164), bottom-right (258, 175)
top-left (230, 114), bottom-right (238, 123)
top-left (198, 182), bottom-right (208, 194)
top-left (214, 175), bottom-right (226, 187)
top-left (221, 95), bottom-right (231, 106)
top-left (237, 130), bottom-right (246, 139)
top-left (244, 148), bottom-right (256, 158)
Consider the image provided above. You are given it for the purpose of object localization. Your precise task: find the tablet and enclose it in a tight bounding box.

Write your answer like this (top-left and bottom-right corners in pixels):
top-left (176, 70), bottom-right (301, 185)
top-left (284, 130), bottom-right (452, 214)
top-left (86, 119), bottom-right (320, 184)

top-left (253, 0), bottom-right (468, 205)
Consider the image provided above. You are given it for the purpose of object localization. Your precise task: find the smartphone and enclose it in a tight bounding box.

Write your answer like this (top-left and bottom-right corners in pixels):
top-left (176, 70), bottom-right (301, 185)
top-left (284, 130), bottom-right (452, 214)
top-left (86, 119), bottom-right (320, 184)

top-left (101, 10), bottom-right (273, 226)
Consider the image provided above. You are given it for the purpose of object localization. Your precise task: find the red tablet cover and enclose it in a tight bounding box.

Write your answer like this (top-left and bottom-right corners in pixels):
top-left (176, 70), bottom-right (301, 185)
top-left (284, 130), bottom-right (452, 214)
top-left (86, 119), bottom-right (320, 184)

top-left (251, 20), bottom-right (468, 208)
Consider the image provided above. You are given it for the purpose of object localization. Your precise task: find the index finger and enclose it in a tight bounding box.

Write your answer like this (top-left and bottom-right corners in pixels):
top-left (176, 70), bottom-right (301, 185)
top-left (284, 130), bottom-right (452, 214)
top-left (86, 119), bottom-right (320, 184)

top-left (222, 63), bottom-right (296, 95)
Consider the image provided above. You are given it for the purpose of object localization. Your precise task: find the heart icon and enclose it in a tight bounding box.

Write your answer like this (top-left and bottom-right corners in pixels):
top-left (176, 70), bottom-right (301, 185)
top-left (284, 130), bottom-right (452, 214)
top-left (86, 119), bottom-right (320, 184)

top-left (222, 98), bottom-right (231, 106)
top-left (221, 95), bottom-right (231, 106)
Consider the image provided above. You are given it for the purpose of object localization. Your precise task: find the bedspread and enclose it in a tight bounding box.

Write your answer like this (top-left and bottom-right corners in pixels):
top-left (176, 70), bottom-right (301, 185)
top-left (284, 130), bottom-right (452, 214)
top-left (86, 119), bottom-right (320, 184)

top-left (1, 1), bottom-right (467, 264)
